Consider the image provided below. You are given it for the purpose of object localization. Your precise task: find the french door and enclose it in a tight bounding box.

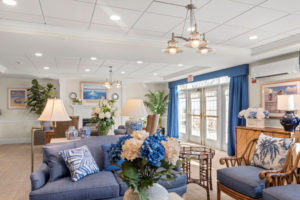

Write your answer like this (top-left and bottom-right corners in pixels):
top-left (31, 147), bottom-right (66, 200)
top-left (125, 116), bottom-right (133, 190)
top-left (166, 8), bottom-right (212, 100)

top-left (179, 85), bottom-right (229, 150)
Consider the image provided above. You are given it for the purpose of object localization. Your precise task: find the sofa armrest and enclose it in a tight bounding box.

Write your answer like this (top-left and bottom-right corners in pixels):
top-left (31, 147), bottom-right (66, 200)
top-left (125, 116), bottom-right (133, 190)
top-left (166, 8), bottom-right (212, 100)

top-left (30, 163), bottom-right (50, 191)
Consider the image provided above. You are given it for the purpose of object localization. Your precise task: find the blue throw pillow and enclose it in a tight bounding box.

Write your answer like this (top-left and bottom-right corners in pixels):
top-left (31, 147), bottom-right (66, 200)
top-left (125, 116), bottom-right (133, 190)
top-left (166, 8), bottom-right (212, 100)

top-left (59, 145), bottom-right (99, 182)
top-left (102, 144), bottom-right (124, 171)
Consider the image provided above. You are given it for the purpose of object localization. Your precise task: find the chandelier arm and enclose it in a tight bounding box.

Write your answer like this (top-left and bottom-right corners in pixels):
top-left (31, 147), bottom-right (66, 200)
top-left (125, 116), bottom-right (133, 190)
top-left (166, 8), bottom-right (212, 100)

top-left (174, 35), bottom-right (189, 41)
top-left (181, 8), bottom-right (189, 37)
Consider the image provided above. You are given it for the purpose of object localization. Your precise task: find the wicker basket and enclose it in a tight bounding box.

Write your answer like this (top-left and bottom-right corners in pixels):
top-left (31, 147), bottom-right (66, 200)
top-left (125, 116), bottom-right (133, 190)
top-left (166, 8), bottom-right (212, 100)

top-left (246, 118), bottom-right (265, 128)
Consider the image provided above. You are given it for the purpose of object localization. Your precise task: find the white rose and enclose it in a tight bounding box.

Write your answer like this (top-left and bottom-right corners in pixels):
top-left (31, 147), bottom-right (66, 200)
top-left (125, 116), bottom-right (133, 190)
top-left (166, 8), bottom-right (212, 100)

top-left (121, 138), bottom-right (143, 161)
top-left (162, 138), bottom-right (180, 165)
top-left (94, 107), bottom-right (101, 114)
top-left (105, 112), bottom-right (111, 118)
top-left (131, 130), bottom-right (149, 141)
top-left (99, 112), bottom-right (105, 119)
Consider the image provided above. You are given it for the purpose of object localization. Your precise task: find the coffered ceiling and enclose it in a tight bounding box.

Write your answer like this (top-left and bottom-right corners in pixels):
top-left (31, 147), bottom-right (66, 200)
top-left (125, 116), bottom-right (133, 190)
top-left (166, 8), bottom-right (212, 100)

top-left (0, 0), bottom-right (299, 82)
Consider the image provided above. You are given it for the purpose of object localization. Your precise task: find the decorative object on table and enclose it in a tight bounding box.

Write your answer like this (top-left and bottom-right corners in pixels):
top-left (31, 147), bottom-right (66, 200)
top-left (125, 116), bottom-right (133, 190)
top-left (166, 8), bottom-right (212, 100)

top-left (38, 98), bottom-right (71, 128)
top-left (108, 131), bottom-right (181, 200)
top-left (91, 97), bottom-right (116, 135)
top-left (68, 92), bottom-right (77, 100)
top-left (80, 81), bottom-right (107, 102)
top-left (65, 126), bottom-right (79, 140)
top-left (144, 90), bottom-right (169, 128)
top-left (79, 126), bottom-right (91, 139)
top-left (111, 93), bottom-right (119, 100)
top-left (72, 97), bottom-right (82, 105)
top-left (261, 79), bottom-right (300, 118)
top-left (114, 125), bottom-right (126, 135)
top-left (104, 66), bottom-right (121, 89)
top-left (251, 133), bottom-right (294, 170)
top-left (26, 79), bottom-right (56, 114)
top-left (238, 107), bottom-right (270, 128)
top-left (59, 145), bottom-right (99, 182)
top-left (277, 95), bottom-right (300, 132)
top-left (7, 88), bottom-right (27, 109)
top-left (144, 114), bottom-right (160, 135)
top-left (121, 99), bottom-right (148, 134)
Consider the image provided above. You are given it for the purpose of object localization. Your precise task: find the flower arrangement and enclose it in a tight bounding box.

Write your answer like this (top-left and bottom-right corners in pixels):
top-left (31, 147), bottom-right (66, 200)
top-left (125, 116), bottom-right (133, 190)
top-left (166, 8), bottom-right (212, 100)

top-left (72, 97), bottom-right (82, 104)
top-left (108, 131), bottom-right (181, 200)
top-left (238, 107), bottom-right (270, 120)
top-left (91, 97), bottom-right (116, 135)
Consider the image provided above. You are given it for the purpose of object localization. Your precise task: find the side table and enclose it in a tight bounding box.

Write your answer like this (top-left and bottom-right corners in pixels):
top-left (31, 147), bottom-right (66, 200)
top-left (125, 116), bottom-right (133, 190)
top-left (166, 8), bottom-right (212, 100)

top-left (44, 130), bottom-right (55, 144)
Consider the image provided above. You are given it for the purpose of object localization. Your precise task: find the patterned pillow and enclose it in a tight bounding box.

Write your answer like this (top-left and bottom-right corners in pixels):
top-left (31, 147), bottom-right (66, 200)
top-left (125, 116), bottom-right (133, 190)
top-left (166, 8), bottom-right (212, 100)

top-left (59, 145), bottom-right (99, 182)
top-left (251, 133), bottom-right (294, 170)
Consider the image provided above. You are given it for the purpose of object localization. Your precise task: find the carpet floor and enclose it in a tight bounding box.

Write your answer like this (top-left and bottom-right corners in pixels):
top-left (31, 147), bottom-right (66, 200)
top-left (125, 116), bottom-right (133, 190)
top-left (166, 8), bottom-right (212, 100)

top-left (0, 143), bottom-right (233, 200)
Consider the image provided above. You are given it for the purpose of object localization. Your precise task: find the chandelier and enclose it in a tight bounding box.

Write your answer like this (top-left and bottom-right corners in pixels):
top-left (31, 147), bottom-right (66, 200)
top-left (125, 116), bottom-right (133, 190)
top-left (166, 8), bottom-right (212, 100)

top-left (104, 66), bottom-right (121, 89)
top-left (164, 1), bottom-right (212, 54)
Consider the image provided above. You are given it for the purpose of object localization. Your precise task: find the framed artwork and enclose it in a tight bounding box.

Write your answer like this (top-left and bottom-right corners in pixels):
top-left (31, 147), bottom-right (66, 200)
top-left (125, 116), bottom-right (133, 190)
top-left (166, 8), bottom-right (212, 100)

top-left (7, 88), bottom-right (27, 109)
top-left (260, 79), bottom-right (300, 118)
top-left (80, 82), bottom-right (107, 102)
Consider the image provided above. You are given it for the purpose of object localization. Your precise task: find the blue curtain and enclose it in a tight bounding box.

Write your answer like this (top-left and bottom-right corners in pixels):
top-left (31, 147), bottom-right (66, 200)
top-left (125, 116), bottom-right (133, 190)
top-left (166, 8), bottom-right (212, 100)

top-left (167, 86), bottom-right (179, 138)
top-left (227, 75), bottom-right (249, 156)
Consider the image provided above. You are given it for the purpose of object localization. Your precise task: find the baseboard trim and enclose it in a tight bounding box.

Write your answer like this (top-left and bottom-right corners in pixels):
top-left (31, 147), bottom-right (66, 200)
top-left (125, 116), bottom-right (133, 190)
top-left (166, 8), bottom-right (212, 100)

top-left (0, 138), bottom-right (31, 144)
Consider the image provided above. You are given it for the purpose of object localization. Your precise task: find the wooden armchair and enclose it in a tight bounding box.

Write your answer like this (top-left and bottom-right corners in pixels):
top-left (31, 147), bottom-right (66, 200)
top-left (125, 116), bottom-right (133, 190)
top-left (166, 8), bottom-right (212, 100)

top-left (217, 138), bottom-right (295, 200)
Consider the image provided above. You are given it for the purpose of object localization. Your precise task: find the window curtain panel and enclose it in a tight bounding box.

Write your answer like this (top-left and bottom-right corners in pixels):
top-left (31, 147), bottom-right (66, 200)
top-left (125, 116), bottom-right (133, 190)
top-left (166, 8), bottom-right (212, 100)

top-left (227, 75), bottom-right (248, 156)
top-left (167, 86), bottom-right (179, 138)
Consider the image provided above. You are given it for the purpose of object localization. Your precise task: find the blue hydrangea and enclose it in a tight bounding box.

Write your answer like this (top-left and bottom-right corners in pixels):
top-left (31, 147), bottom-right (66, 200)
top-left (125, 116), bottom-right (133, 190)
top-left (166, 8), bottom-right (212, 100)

top-left (248, 111), bottom-right (257, 119)
top-left (140, 133), bottom-right (165, 167)
top-left (151, 132), bottom-right (167, 142)
top-left (109, 135), bottom-right (132, 163)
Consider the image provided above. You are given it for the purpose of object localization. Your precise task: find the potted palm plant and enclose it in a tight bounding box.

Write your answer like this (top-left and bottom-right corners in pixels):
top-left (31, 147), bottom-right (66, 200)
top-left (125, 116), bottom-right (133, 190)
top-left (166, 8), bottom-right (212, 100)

top-left (144, 90), bottom-right (169, 129)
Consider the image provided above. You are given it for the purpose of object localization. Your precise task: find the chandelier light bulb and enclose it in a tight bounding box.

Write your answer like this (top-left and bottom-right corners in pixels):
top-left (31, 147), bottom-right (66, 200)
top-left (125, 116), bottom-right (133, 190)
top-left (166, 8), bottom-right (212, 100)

top-left (169, 48), bottom-right (177, 54)
top-left (191, 40), bottom-right (201, 48)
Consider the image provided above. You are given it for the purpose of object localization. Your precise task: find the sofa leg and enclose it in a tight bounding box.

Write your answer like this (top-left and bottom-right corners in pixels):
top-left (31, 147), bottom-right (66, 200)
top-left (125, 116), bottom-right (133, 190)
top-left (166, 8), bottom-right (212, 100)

top-left (217, 182), bottom-right (221, 200)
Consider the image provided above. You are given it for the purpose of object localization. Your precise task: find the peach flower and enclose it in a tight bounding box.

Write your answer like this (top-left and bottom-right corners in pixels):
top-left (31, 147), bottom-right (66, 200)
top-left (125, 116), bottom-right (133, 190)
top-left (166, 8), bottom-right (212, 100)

top-left (162, 138), bottom-right (180, 165)
top-left (121, 138), bottom-right (143, 161)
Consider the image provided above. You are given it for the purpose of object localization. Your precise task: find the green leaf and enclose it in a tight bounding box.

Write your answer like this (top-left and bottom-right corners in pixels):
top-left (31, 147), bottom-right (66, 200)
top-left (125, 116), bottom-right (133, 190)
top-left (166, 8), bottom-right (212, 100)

top-left (122, 161), bottom-right (138, 180)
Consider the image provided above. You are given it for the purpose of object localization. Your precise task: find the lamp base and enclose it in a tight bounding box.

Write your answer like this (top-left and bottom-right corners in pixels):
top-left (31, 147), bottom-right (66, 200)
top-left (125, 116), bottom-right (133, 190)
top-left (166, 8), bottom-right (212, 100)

top-left (125, 118), bottom-right (143, 135)
top-left (280, 111), bottom-right (300, 132)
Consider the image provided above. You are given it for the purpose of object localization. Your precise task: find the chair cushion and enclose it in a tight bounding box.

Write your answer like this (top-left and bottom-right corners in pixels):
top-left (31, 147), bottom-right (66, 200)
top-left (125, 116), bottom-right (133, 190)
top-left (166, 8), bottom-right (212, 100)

top-left (102, 144), bottom-right (124, 171)
top-left (217, 166), bottom-right (265, 198)
top-left (29, 171), bottom-right (120, 200)
top-left (59, 145), bottom-right (99, 182)
top-left (263, 184), bottom-right (300, 200)
top-left (251, 133), bottom-right (293, 170)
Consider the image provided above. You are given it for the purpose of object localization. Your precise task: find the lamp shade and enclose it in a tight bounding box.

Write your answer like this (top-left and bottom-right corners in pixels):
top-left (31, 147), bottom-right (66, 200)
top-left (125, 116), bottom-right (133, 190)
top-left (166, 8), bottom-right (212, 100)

top-left (277, 95), bottom-right (300, 111)
top-left (121, 99), bottom-right (148, 118)
top-left (38, 99), bottom-right (71, 121)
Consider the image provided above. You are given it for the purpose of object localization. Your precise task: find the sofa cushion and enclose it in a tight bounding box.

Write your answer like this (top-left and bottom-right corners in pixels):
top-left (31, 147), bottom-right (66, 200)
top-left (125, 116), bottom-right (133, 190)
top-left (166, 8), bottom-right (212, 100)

top-left (251, 133), bottom-right (293, 170)
top-left (59, 145), bottom-right (99, 182)
top-left (263, 184), bottom-right (300, 200)
top-left (43, 142), bottom-right (76, 182)
top-left (102, 145), bottom-right (123, 171)
top-left (113, 171), bottom-right (128, 196)
top-left (217, 166), bottom-right (265, 198)
top-left (29, 171), bottom-right (120, 200)
top-left (158, 171), bottom-right (187, 189)
top-left (30, 163), bottom-right (50, 191)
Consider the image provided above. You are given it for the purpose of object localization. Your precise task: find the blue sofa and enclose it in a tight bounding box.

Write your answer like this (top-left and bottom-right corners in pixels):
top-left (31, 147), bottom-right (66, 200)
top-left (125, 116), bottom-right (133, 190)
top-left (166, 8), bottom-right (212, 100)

top-left (29, 136), bottom-right (187, 200)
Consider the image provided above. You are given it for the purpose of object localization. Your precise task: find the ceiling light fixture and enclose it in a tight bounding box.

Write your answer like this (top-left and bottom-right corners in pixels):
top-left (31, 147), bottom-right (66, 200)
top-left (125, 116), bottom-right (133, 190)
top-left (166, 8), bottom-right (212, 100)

top-left (163, 0), bottom-right (213, 54)
top-left (85, 68), bottom-right (91, 72)
top-left (178, 64), bottom-right (183, 67)
top-left (43, 66), bottom-right (50, 70)
top-left (137, 61), bottom-right (143, 64)
top-left (110, 15), bottom-right (121, 21)
top-left (104, 66), bottom-right (121, 89)
top-left (90, 57), bottom-right (97, 61)
top-left (2, 0), bottom-right (17, 6)
top-left (35, 52), bottom-right (43, 57)
top-left (121, 71), bottom-right (126, 74)
top-left (153, 73), bottom-right (158, 76)
top-left (249, 35), bottom-right (258, 40)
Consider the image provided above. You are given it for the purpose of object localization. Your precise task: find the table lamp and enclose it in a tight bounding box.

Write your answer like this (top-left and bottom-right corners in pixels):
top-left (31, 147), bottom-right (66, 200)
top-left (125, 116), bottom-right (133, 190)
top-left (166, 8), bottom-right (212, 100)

top-left (277, 95), bottom-right (300, 132)
top-left (121, 99), bottom-right (148, 134)
top-left (38, 98), bottom-right (71, 127)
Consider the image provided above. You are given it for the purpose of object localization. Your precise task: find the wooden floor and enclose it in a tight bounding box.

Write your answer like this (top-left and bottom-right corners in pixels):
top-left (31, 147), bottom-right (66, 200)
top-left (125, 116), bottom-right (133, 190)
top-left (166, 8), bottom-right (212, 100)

top-left (0, 143), bottom-right (233, 200)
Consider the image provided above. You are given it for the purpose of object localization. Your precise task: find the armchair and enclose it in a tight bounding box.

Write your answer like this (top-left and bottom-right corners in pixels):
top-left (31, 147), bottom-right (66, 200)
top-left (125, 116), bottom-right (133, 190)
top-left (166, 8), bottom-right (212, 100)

top-left (217, 138), bottom-right (295, 200)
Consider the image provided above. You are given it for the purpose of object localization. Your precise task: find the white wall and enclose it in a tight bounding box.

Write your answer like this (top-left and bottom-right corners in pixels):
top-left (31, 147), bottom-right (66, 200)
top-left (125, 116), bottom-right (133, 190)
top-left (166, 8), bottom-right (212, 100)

top-left (0, 77), bottom-right (59, 144)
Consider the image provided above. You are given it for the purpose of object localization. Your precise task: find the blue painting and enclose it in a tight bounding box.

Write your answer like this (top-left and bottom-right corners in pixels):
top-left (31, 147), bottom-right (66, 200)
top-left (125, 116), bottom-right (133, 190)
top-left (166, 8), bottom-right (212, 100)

top-left (81, 82), bottom-right (106, 102)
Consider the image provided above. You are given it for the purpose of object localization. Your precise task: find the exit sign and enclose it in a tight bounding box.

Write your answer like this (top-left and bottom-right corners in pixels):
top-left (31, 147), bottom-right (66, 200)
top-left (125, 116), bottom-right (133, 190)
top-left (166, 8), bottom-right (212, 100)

top-left (187, 75), bottom-right (194, 82)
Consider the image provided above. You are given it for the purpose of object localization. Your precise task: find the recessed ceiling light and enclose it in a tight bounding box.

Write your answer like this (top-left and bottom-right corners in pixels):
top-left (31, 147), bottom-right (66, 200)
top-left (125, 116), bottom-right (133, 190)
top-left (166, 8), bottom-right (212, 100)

top-left (85, 68), bottom-right (91, 72)
top-left (34, 52), bottom-right (43, 57)
top-left (178, 64), bottom-right (183, 67)
top-left (137, 61), bottom-right (143, 64)
top-left (2, 0), bottom-right (17, 6)
top-left (110, 15), bottom-right (121, 21)
top-left (249, 35), bottom-right (258, 40)
top-left (121, 71), bottom-right (126, 74)
top-left (43, 66), bottom-right (50, 70)
top-left (153, 73), bottom-right (158, 76)
top-left (90, 57), bottom-right (97, 61)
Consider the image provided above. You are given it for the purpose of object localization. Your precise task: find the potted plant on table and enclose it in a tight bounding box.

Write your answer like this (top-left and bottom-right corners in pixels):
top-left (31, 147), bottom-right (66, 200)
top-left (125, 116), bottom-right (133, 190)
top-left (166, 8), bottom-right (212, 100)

top-left (238, 107), bottom-right (270, 128)
top-left (91, 97), bottom-right (116, 135)
top-left (108, 131), bottom-right (181, 200)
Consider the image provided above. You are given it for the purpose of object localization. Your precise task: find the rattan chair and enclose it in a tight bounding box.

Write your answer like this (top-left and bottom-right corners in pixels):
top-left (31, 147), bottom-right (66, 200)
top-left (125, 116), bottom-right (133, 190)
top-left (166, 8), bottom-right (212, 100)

top-left (217, 138), bottom-right (295, 200)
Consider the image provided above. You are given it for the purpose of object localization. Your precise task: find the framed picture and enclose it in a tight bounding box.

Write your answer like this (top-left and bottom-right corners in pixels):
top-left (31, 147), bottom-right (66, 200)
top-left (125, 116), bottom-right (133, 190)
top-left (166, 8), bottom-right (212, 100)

top-left (260, 79), bottom-right (300, 118)
top-left (80, 82), bottom-right (107, 102)
top-left (7, 88), bottom-right (27, 109)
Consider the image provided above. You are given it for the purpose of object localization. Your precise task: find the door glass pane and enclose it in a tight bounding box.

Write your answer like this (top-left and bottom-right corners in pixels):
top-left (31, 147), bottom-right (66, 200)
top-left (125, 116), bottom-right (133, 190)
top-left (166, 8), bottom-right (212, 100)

top-left (191, 91), bottom-right (200, 136)
top-left (178, 91), bottom-right (186, 135)
top-left (206, 90), bottom-right (217, 140)
top-left (191, 116), bottom-right (201, 136)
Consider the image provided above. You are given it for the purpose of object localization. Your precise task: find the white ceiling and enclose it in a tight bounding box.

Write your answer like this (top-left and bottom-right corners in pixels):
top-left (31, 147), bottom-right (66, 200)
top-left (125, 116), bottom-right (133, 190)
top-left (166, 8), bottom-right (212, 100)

top-left (0, 0), bottom-right (299, 82)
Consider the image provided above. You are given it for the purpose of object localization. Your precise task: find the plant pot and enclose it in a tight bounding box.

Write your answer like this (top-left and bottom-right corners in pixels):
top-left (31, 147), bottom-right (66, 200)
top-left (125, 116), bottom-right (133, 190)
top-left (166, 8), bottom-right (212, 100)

top-left (123, 183), bottom-right (168, 200)
top-left (98, 128), bottom-right (110, 136)
top-left (246, 118), bottom-right (265, 128)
